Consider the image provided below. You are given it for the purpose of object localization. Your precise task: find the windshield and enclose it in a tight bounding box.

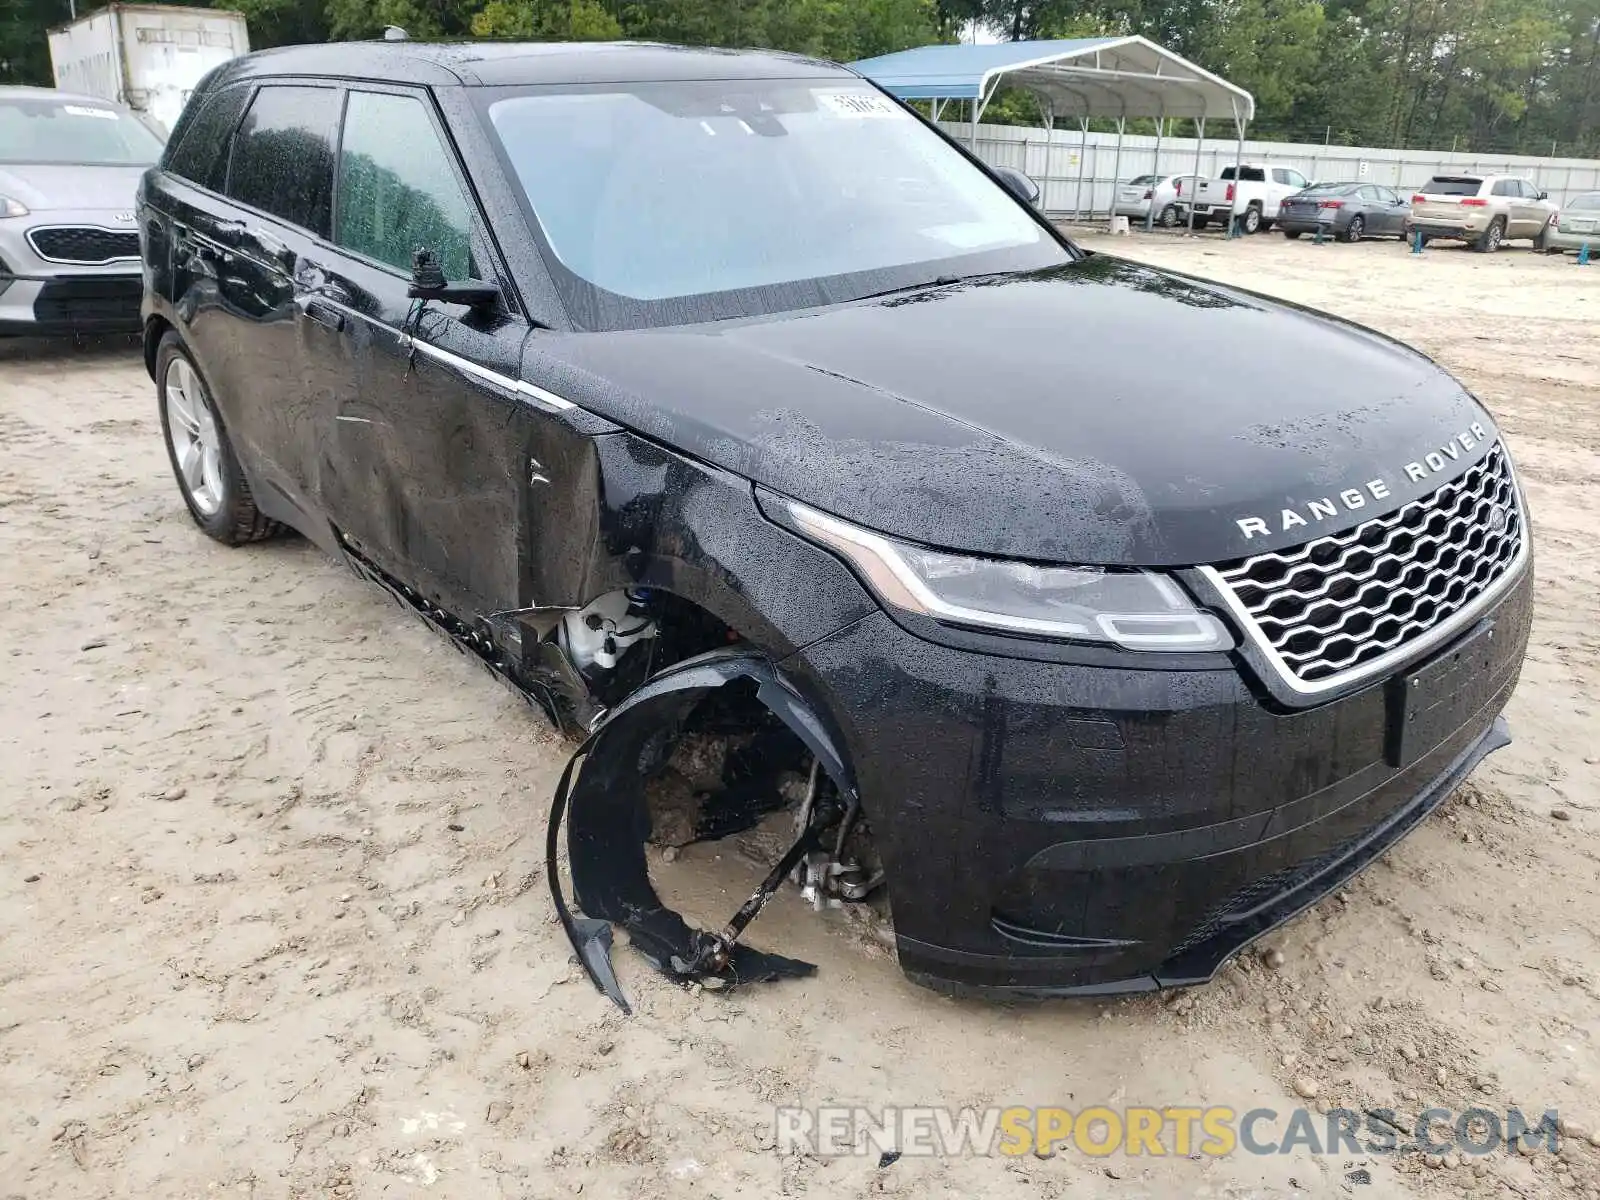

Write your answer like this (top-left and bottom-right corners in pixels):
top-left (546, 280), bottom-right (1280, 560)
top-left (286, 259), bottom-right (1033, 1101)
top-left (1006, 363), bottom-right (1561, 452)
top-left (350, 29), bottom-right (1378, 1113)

top-left (0, 95), bottom-right (165, 165)
top-left (482, 80), bottom-right (1068, 329)
top-left (1301, 183), bottom-right (1358, 195)
top-left (1127, 174), bottom-right (1160, 185)
top-left (1567, 193), bottom-right (1600, 211)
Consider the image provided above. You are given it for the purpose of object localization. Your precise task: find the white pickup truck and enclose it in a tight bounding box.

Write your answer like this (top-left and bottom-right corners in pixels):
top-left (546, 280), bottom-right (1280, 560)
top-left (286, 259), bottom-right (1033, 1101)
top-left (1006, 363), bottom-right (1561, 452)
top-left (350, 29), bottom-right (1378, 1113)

top-left (1179, 164), bottom-right (1311, 234)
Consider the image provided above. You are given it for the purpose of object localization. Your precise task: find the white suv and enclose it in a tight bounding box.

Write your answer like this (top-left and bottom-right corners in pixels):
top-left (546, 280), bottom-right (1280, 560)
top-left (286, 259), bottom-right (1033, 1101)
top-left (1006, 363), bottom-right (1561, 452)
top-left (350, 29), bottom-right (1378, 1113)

top-left (1407, 174), bottom-right (1558, 252)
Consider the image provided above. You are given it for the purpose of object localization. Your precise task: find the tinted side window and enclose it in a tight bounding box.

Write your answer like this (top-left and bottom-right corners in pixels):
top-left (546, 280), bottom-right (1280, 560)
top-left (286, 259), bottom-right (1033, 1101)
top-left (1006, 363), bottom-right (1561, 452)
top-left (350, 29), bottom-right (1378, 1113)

top-left (164, 84), bottom-right (249, 191)
top-left (226, 85), bottom-right (340, 235)
top-left (335, 91), bottom-right (474, 279)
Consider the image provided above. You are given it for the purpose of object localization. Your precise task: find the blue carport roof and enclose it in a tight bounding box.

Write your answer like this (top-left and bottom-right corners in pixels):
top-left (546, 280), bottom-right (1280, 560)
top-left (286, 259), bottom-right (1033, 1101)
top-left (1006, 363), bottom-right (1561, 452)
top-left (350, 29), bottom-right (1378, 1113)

top-left (852, 39), bottom-right (1119, 101)
top-left (852, 36), bottom-right (1253, 125)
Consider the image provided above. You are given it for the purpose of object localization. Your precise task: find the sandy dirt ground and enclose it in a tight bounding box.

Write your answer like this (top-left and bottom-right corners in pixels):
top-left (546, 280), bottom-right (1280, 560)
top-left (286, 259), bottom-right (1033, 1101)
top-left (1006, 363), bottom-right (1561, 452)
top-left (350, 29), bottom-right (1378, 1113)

top-left (1, 232), bottom-right (1597, 1200)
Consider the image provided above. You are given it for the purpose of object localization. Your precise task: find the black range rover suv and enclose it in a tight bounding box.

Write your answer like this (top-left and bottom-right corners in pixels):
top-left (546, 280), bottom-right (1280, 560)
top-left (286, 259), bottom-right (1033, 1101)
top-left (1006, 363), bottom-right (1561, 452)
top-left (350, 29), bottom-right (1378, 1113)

top-left (138, 40), bottom-right (1532, 1009)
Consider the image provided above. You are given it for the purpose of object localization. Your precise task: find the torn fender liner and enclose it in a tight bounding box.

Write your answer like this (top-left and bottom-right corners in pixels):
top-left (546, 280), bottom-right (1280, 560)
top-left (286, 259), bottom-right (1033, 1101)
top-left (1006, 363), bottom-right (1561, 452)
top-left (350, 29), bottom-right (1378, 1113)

top-left (546, 650), bottom-right (857, 1013)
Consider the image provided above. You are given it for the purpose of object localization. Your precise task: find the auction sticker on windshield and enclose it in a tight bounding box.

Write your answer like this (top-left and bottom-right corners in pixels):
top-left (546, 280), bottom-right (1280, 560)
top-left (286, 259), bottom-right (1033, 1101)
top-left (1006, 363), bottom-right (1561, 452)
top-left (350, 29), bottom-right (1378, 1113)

top-left (63, 105), bottom-right (119, 119)
top-left (816, 91), bottom-right (904, 119)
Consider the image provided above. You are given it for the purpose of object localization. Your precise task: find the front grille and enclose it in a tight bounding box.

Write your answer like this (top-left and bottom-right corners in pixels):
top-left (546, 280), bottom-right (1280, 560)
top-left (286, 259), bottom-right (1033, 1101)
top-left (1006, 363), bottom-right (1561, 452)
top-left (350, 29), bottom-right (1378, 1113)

top-left (1211, 443), bottom-right (1524, 688)
top-left (27, 226), bottom-right (140, 265)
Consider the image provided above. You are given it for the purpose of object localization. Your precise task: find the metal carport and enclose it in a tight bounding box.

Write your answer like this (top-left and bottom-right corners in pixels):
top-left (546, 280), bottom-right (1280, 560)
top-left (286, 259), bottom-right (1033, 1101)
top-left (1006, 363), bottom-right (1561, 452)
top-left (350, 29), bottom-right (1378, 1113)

top-left (852, 38), bottom-right (1255, 231)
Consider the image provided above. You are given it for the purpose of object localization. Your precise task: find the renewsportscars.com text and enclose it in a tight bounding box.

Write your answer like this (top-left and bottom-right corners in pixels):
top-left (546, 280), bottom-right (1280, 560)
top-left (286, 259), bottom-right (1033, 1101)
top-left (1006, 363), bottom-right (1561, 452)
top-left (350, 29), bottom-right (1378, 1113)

top-left (773, 1105), bottom-right (1562, 1159)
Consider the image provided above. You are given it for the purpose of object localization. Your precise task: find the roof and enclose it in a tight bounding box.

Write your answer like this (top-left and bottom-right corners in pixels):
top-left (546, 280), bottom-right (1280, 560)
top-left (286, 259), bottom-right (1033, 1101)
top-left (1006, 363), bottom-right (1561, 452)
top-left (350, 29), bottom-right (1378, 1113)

top-left (218, 41), bottom-right (849, 89)
top-left (852, 36), bottom-right (1253, 125)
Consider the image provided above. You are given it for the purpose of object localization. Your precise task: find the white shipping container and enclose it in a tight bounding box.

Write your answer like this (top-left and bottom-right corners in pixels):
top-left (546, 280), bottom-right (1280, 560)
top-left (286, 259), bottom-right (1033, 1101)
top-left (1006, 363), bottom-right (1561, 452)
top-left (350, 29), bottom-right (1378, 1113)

top-left (48, 4), bottom-right (249, 135)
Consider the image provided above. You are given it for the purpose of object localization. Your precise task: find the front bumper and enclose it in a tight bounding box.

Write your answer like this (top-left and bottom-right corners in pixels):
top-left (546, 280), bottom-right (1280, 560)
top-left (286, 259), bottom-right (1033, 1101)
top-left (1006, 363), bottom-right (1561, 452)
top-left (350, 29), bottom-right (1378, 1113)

top-left (783, 565), bottom-right (1532, 997)
top-left (0, 214), bottom-right (143, 336)
top-left (0, 273), bottom-right (144, 336)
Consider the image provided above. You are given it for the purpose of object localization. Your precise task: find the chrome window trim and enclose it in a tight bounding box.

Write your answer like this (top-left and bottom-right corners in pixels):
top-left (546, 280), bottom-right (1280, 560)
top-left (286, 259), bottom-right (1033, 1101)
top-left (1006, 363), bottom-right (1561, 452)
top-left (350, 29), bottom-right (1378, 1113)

top-left (1197, 451), bottom-right (1530, 700)
top-left (25, 224), bottom-right (142, 266)
top-left (307, 296), bottom-right (577, 415)
top-left (404, 335), bottom-right (575, 413)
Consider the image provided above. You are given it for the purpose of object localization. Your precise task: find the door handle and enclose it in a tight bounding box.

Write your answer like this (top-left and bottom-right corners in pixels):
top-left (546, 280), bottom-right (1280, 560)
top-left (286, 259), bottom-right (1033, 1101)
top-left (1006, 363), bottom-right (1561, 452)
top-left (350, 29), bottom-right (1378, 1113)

top-left (296, 294), bottom-right (345, 333)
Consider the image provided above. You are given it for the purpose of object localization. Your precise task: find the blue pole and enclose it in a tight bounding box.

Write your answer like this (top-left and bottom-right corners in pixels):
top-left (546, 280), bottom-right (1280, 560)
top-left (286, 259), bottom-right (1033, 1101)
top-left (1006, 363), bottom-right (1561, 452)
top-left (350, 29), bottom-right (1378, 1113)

top-left (1412, 229), bottom-right (1424, 255)
top-left (1579, 241), bottom-right (1591, 265)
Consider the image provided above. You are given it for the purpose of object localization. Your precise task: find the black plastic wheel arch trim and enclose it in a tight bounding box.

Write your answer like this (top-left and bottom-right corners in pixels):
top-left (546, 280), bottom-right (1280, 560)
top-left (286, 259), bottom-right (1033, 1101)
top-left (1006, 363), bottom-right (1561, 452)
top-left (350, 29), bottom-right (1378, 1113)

top-left (546, 649), bottom-right (859, 1013)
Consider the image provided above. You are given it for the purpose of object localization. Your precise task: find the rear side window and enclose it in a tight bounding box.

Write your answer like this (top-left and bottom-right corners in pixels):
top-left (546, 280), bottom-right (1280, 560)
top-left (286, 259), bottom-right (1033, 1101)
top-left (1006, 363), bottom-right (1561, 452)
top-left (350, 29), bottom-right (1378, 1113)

top-left (335, 91), bottom-right (474, 279)
top-left (164, 84), bottom-right (249, 192)
top-left (1425, 176), bottom-right (1484, 196)
top-left (1221, 166), bottom-right (1266, 182)
top-left (1492, 179), bottom-right (1516, 197)
top-left (225, 85), bottom-right (340, 235)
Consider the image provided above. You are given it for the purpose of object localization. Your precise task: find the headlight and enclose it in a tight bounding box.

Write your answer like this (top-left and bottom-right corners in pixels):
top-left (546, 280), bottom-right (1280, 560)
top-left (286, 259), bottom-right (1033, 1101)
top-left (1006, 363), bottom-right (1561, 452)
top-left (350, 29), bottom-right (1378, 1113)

top-left (0, 195), bottom-right (28, 218)
top-left (788, 501), bottom-right (1233, 652)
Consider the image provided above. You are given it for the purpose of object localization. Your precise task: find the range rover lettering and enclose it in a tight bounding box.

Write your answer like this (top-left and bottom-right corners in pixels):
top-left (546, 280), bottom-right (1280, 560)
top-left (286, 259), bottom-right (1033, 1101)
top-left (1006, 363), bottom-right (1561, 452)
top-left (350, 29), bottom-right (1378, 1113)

top-left (137, 41), bottom-right (1533, 1010)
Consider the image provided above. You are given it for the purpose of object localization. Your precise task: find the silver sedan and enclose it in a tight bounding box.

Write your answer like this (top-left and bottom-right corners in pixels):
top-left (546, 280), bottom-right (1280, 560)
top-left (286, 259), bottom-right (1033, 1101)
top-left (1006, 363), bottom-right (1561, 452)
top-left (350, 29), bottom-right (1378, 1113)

top-left (1113, 174), bottom-right (1198, 228)
top-left (1544, 192), bottom-right (1600, 254)
top-left (0, 86), bottom-right (164, 337)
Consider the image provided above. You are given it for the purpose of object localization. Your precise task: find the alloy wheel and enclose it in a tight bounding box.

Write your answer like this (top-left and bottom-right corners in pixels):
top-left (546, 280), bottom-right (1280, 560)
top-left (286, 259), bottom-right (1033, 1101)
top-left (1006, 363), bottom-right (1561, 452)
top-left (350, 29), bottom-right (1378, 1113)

top-left (164, 357), bottom-right (225, 516)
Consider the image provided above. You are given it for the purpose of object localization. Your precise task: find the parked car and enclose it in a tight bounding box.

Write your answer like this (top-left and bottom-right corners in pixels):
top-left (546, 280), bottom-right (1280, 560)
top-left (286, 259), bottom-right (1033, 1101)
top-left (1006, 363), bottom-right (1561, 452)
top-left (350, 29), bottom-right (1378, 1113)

top-left (1181, 164), bottom-right (1310, 233)
top-left (140, 41), bottom-right (1531, 1010)
top-left (1113, 174), bottom-right (1196, 227)
top-left (1277, 182), bottom-right (1411, 242)
top-left (0, 85), bottom-right (164, 336)
top-left (1406, 174), bottom-right (1558, 252)
top-left (1543, 191), bottom-right (1600, 254)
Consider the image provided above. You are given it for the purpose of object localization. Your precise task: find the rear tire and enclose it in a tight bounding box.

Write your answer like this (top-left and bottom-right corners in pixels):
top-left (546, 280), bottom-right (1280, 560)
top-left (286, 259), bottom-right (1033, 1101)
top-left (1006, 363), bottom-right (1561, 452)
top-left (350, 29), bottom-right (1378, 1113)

top-left (1474, 218), bottom-right (1505, 253)
top-left (1241, 205), bottom-right (1263, 235)
top-left (1342, 215), bottom-right (1365, 243)
top-left (1157, 204), bottom-right (1179, 227)
top-left (156, 332), bottom-right (284, 545)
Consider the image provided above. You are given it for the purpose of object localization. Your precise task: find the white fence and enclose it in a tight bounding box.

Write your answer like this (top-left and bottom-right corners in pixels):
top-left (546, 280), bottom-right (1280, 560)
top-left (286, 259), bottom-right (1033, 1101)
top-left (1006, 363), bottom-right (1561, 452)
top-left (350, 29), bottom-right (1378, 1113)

top-left (944, 122), bottom-right (1600, 218)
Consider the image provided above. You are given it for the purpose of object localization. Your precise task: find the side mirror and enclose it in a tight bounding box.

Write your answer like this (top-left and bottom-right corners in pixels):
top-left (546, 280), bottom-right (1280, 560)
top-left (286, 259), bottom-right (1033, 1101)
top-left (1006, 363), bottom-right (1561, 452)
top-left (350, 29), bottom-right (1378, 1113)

top-left (993, 165), bottom-right (1041, 209)
top-left (1538, 190), bottom-right (1550, 200)
top-left (408, 247), bottom-right (500, 309)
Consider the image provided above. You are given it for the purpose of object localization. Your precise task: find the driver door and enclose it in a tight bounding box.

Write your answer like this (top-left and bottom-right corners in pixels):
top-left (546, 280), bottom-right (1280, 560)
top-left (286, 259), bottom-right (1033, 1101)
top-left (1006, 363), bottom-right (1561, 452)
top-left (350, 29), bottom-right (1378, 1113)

top-left (312, 85), bottom-right (545, 622)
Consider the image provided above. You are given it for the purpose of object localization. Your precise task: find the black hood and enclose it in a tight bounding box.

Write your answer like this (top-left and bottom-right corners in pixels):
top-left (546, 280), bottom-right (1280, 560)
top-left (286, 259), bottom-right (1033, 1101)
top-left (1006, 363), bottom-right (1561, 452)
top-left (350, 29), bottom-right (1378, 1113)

top-left (528, 255), bottom-right (1497, 567)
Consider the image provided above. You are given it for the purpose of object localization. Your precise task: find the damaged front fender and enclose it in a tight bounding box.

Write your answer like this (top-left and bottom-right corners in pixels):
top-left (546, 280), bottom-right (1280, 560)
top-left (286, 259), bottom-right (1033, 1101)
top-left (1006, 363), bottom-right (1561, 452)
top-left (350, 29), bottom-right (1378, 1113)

top-left (546, 650), bottom-right (857, 1014)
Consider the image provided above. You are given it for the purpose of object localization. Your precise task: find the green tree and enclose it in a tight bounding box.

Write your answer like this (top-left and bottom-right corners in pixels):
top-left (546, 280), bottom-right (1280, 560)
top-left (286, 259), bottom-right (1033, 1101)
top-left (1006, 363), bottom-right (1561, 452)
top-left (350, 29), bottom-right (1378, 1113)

top-left (471, 0), bottom-right (622, 38)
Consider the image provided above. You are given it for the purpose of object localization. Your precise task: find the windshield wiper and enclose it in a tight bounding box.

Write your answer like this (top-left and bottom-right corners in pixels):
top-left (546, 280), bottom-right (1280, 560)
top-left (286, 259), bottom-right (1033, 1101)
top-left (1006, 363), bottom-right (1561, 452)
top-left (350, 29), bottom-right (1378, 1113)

top-left (850, 274), bottom-right (972, 304)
